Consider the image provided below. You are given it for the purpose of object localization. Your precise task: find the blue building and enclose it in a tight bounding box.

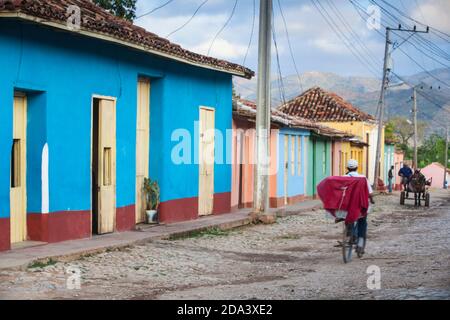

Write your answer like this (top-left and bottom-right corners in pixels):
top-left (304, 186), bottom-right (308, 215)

top-left (231, 99), bottom-right (344, 209)
top-left (0, 0), bottom-right (252, 251)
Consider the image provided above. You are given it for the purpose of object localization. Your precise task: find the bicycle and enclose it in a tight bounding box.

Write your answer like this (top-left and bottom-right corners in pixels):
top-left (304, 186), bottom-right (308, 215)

top-left (341, 221), bottom-right (366, 264)
top-left (335, 186), bottom-right (367, 264)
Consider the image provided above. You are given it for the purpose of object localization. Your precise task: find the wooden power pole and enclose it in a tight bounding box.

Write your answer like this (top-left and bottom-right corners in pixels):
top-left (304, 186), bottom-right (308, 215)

top-left (412, 88), bottom-right (418, 170)
top-left (373, 25), bottom-right (429, 188)
top-left (373, 27), bottom-right (391, 189)
top-left (445, 124), bottom-right (449, 189)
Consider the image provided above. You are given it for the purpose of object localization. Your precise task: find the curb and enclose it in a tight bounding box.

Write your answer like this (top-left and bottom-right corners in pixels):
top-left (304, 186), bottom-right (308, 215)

top-left (2, 216), bottom-right (254, 271)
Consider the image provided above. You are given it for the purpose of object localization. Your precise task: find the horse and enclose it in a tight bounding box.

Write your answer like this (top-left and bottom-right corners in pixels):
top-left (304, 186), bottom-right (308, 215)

top-left (408, 170), bottom-right (427, 207)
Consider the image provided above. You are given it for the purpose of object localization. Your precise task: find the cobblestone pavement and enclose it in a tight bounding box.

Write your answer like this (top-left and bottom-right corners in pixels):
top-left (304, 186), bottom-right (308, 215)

top-left (0, 190), bottom-right (449, 300)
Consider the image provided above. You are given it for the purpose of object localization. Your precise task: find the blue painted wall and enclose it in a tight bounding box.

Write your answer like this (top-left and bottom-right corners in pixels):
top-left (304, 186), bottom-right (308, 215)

top-left (0, 20), bottom-right (232, 218)
top-left (277, 128), bottom-right (310, 198)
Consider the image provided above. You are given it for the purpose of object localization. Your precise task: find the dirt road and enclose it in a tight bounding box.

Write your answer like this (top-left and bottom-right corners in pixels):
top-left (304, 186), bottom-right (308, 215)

top-left (0, 190), bottom-right (449, 300)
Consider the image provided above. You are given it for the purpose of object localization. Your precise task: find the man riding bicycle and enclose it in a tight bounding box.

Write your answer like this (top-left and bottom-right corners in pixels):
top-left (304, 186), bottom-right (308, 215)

top-left (345, 159), bottom-right (375, 255)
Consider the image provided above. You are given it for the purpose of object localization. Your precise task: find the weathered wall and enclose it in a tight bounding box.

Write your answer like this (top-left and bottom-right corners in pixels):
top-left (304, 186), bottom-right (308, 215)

top-left (0, 20), bottom-right (233, 250)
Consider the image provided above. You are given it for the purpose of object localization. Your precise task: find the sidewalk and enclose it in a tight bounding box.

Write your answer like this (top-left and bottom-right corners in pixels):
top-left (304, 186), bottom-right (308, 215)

top-left (0, 200), bottom-right (322, 271)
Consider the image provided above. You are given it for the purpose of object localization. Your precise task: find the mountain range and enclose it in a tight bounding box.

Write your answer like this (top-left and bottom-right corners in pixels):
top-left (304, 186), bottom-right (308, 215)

top-left (233, 68), bottom-right (450, 134)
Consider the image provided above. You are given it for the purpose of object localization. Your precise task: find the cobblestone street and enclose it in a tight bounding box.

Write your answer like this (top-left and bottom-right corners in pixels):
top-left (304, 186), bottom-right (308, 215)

top-left (0, 190), bottom-right (449, 300)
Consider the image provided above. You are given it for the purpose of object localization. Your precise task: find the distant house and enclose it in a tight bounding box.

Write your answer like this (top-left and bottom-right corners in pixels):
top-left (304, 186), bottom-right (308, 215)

top-left (421, 163), bottom-right (449, 189)
top-left (0, 1), bottom-right (253, 251)
top-left (278, 87), bottom-right (377, 183)
top-left (393, 150), bottom-right (405, 190)
top-left (231, 99), bottom-right (350, 207)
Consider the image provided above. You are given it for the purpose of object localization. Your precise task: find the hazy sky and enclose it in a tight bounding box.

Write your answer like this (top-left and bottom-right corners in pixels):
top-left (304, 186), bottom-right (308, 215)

top-left (134, 0), bottom-right (450, 79)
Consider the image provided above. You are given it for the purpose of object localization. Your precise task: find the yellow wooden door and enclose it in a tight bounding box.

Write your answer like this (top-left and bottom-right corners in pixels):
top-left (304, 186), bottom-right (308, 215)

top-left (10, 95), bottom-right (27, 244)
top-left (199, 108), bottom-right (215, 216)
top-left (284, 135), bottom-right (289, 206)
top-left (97, 99), bottom-right (116, 234)
top-left (136, 79), bottom-right (150, 223)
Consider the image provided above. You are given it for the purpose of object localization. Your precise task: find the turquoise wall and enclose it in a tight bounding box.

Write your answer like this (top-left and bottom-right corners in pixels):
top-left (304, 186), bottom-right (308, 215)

top-left (307, 136), bottom-right (332, 197)
top-left (0, 20), bottom-right (232, 218)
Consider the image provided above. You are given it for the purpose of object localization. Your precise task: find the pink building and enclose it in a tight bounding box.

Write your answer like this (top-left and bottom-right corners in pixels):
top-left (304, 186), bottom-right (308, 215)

top-left (393, 150), bottom-right (405, 190)
top-left (421, 163), bottom-right (449, 189)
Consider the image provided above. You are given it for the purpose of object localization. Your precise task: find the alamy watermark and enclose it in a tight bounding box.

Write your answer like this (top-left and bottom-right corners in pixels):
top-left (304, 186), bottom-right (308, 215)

top-left (366, 5), bottom-right (381, 30)
top-left (67, 5), bottom-right (81, 31)
top-left (171, 125), bottom-right (282, 175)
top-left (66, 266), bottom-right (81, 290)
top-left (366, 265), bottom-right (382, 290)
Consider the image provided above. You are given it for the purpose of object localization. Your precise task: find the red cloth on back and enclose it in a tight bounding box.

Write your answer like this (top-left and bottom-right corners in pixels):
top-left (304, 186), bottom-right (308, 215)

top-left (317, 177), bottom-right (370, 224)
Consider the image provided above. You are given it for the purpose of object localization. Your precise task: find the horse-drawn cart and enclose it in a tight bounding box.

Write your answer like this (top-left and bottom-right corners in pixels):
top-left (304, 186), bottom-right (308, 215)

top-left (400, 174), bottom-right (432, 207)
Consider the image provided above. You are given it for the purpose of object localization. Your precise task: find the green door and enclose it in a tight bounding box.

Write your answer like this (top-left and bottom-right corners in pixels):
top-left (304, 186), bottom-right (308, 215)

top-left (309, 138), bottom-right (331, 197)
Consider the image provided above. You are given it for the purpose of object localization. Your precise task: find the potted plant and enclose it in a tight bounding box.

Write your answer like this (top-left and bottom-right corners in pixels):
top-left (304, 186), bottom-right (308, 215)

top-left (143, 178), bottom-right (160, 224)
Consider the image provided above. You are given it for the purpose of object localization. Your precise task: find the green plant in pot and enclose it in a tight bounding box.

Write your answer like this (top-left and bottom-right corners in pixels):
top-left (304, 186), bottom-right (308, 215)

top-left (143, 178), bottom-right (160, 224)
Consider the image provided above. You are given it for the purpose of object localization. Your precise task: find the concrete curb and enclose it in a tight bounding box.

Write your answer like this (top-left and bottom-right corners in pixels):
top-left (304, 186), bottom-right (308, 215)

top-left (0, 215), bottom-right (254, 271)
top-left (0, 202), bottom-right (323, 271)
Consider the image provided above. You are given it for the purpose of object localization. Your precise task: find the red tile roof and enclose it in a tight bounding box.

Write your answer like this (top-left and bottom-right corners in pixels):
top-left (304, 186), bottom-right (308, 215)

top-left (277, 87), bottom-right (376, 122)
top-left (0, 0), bottom-right (254, 79)
top-left (233, 99), bottom-right (354, 139)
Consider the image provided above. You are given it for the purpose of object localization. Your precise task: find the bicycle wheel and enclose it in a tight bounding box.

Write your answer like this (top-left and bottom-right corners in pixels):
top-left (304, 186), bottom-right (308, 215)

top-left (342, 224), bottom-right (354, 264)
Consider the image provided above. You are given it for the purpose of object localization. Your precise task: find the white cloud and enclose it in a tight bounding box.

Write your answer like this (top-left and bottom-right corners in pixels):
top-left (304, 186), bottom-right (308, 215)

top-left (191, 38), bottom-right (248, 59)
top-left (310, 38), bottom-right (348, 54)
top-left (411, 0), bottom-right (450, 32)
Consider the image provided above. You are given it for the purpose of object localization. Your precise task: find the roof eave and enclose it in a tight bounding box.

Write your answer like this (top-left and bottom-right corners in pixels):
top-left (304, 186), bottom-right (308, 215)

top-left (0, 12), bottom-right (252, 79)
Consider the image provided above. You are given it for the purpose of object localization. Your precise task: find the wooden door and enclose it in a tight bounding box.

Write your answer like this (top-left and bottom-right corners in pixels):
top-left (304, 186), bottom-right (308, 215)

top-left (199, 108), bottom-right (215, 216)
top-left (284, 135), bottom-right (289, 206)
top-left (10, 95), bottom-right (27, 244)
top-left (136, 79), bottom-right (150, 223)
top-left (97, 99), bottom-right (116, 234)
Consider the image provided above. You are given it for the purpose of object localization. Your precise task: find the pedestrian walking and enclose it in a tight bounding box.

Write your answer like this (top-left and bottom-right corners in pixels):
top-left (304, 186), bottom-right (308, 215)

top-left (388, 165), bottom-right (394, 193)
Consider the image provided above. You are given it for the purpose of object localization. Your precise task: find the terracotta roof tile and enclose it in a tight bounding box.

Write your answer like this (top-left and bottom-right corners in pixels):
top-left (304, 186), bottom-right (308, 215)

top-left (0, 0), bottom-right (254, 78)
top-left (277, 87), bottom-right (376, 122)
top-left (233, 98), bottom-right (354, 139)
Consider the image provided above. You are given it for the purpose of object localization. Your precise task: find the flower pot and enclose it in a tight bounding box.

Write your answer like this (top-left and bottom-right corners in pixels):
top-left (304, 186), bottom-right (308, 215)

top-left (146, 210), bottom-right (158, 224)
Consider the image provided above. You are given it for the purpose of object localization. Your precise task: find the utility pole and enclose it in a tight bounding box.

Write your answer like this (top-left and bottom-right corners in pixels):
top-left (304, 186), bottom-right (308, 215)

top-left (373, 25), bottom-right (429, 189)
top-left (373, 27), bottom-right (391, 190)
top-left (444, 124), bottom-right (449, 189)
top-left (253, 0), bottom-right (272, 214)
top-left (412, 88), bottom-right (418, 169)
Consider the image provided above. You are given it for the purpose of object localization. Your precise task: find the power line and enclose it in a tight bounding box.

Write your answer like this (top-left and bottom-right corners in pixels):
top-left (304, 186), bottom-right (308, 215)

top-left (368, 0), bottom-right (450, 63)
top-left (325, 0), bottom-right (381, 69)
top-left (166, 0), bottom-right (209, 38)
top-left (135, 0), bottom-right (176, 20)
top-left (351, 0), bottom-right (450, 87)
top-left (379, 0), bottom-right (450, 41)
top-left (391, 31), bottom-right (450, 68)
top-left (277, 0), bottom-right (304, 93)
top-left (243, 0), bottom-right (256, 66)
top-left (207, 0), bottom-right (239, 56)
top-left (395, 47), bottom-right (450, 88)
top-left (310, 0), bottom-right (381, 78)
top-left (272, 18), bottom-right (287, 105)
top-left (391, 71), bottom-right (450, 114)
top-left (370, 0), bottom-right (450, 61)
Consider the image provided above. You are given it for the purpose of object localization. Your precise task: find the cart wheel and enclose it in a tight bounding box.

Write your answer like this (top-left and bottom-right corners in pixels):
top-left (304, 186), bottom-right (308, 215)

top-left (400, 192), bottom-right (406, 205)
top-left (425, 193), bottom-right (430, 207)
